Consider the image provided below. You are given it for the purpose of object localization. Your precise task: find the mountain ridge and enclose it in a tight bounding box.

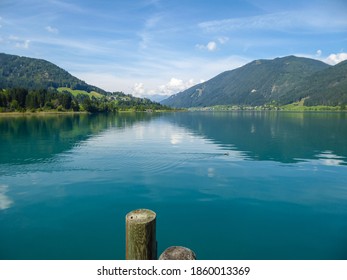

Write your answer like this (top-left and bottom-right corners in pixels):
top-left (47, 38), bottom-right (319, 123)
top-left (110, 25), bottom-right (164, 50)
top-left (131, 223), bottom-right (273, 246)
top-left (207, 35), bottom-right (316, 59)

top-left (161, 56), bottom-right (347, 108)
top-left (0, 53), bottom-right (107, 94)
top-left (0, 53), bottom-right (170, 112)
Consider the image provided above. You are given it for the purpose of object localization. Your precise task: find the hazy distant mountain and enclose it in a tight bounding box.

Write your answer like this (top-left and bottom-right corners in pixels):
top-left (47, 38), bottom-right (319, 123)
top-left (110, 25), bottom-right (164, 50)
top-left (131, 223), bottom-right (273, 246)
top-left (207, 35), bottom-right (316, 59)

top-left (161, 56), bottom-right (347, 107)
top-left (144, 94), bottom-right (170, 102)
top-left (0, 53), bottom-right (107, 94)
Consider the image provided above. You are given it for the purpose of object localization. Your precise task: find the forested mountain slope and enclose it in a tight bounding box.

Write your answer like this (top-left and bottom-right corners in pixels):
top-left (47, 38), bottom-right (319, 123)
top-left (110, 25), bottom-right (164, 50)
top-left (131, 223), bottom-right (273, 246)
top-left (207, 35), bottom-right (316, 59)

top-left (161, 56), bottom-right (347, 108)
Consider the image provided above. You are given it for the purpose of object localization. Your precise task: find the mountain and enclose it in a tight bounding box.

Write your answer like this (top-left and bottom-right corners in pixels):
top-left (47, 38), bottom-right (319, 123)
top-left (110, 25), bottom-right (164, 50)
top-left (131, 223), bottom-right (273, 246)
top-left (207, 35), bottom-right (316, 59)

top-left (144, 94), bottom-right (170, 102)
top-left (284, 60), bottom-right (347, 106)
top-left (0, 53), bottom-right (171, 112)
top-left (161, 56), bottom-right (347, 108)
top-left (0, 53), bottom-right (107, 94)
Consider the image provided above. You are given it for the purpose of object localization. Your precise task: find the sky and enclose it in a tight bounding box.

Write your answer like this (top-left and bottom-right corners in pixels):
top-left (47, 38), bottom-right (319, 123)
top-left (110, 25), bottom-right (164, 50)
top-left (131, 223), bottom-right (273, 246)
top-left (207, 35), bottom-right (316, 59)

top-left (0, 0), bottom-right (347, 99)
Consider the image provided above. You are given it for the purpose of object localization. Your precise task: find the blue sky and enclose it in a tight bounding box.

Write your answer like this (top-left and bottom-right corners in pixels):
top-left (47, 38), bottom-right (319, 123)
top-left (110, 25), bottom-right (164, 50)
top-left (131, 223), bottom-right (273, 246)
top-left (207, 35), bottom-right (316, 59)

top-left (1, 0), bottom-right (346, 98)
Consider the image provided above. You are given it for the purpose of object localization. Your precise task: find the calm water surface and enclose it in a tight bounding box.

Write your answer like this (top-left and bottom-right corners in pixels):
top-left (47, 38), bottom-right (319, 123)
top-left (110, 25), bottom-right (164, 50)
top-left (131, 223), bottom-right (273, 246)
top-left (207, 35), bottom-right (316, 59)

top-left (0, 111), bottom-right (347, 259)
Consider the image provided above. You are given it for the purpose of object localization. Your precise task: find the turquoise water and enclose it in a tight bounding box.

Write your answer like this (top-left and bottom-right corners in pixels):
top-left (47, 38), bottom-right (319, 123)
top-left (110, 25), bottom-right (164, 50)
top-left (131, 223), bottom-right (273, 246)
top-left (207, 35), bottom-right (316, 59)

top-left (0, 111), bottom-right (347, 260)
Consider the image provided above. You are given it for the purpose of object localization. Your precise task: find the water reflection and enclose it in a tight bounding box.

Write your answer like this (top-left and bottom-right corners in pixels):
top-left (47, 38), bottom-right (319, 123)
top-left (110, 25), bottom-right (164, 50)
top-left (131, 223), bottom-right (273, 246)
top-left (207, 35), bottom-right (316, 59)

top-left (0, 113), bottom-right (160, 165)
top-left (1, 111), bottom-right (347, 260)
top-left (314, 151), bottom-right (347, 166)
top-left (166, 111), bottom-right (347, 164)
top-left (2, 111), bottom-right (345, 166)
top-left (0, 185), bottom-right (13, 210)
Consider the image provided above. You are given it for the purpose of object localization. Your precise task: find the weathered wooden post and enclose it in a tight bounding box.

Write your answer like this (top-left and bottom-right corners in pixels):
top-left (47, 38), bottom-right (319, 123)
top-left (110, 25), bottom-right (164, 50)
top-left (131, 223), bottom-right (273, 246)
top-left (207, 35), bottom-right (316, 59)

top-left (126, 209), bottom-right (157, 260)
top-left (159, 246), bottom-right (196, 260)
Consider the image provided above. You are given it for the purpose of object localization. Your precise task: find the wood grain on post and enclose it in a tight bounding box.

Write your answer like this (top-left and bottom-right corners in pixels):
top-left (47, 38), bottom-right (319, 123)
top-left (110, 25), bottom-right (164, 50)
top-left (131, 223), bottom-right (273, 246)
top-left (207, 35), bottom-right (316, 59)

top-left (126, 209), bottom-right (157, 260)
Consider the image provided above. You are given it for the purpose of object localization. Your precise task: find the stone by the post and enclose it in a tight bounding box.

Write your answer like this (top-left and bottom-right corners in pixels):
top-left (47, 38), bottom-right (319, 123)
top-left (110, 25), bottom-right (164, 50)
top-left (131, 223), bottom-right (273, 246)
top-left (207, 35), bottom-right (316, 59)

top-left (159, 246), bottom-right (196, 260)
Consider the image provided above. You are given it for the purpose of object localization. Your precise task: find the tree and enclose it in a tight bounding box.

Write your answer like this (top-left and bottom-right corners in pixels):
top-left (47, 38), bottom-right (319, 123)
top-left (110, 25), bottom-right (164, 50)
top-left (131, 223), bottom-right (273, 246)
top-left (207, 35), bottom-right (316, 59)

top-left (25, 92), bottom-right (39, 109)
top-left (59, 93), bottom-right (72, 109)
top-left (82, 97), bottom-right (98, 112)
top-left (37, 89), bottom-right (47, 107)
top-left (10, 88), bottom-right (28, 108)
top-left (0, 91), bottom-right (8, 108)
top-left (10, 99), bottom-right (19, 111)
top-left (71, 99), bottom-right (80, 111)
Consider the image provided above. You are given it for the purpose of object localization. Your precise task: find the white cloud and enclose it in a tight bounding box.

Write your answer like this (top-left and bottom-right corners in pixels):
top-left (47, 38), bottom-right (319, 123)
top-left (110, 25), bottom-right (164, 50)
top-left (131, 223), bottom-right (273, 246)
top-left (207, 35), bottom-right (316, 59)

top-left (16, 39), bottom-right (30, 49)
top-left (295, 51), bottom-right (347, 66)
top-left (207, 41), bottom-right (217, 51)
top-left (158, 78), bottom-right (196, 95)
top-left (130, 78), bottom-right (199, 97)
top-left (75, 55), bottom-right (248, 97)
top-left (217, 36), bottom-right (229, 44)
top-left (198, 10), bottom-right (347, 33)
top-left (45, 25), bottom-right (59, 34)
top-left (133, 82), bottom-right (146, 95)
top-left (199, 13), bottom-right (290, 32)
top-left (324, 53), bottom-right (347, 65)
top-left (8, 35), bottom-right (30, 49)
top-left (195, 37), bottom-right (228, 52)
top-left (196, 41), bottom-right (217, 52)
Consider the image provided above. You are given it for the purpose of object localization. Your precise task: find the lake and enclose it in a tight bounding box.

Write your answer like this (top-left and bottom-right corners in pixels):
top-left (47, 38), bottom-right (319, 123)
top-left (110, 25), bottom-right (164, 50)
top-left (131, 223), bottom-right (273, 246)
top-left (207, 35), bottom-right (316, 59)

top-left (0, 111), bottom-right (347, 260)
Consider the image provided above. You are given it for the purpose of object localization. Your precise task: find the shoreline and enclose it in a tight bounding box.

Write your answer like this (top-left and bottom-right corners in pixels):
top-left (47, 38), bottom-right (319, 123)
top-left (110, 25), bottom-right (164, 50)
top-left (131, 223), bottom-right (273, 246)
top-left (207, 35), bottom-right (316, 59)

top-left (0, 111), bottom-right (88, 116)
top-left (1, 107), bottom-right (345, 116)
top-left (0, 109), bottom-right (176, 117)
top-left (187, 105), bottom-right (347, 112)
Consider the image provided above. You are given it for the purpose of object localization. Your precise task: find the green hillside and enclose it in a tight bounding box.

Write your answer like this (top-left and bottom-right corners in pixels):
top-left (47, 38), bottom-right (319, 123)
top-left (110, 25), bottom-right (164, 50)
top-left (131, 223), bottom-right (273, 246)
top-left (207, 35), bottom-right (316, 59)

top-left (283, 60), bottom-right (347, 106)
top-left (0, 53), bottom-right (171, 113)
top-left (57, 87), bottom-right (104, 99)
top-left (0, 53), bottom-right (107, 94)
top-left (161, 56), bottom-right (347, 108)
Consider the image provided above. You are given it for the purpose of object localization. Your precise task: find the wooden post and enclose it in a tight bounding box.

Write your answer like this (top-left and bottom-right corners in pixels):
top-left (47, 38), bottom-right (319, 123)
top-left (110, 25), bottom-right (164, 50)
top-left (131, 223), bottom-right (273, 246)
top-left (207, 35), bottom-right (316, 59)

top-left (159, 246), bottom-right (196, 260)
top-left (126, 209), bottom-right (157, 260)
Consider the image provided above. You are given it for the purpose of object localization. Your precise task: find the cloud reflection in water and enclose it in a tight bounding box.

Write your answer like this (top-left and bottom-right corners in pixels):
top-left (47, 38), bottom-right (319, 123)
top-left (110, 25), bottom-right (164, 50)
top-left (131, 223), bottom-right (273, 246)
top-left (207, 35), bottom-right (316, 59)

top-left (0, 185), bottom-right (13, 210)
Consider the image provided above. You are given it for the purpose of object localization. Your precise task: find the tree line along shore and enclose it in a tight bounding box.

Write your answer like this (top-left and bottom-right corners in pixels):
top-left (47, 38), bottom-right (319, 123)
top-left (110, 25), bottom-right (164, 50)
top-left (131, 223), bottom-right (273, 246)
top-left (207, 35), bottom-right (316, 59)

top-left (0, 88), bottom-right (172, 113)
